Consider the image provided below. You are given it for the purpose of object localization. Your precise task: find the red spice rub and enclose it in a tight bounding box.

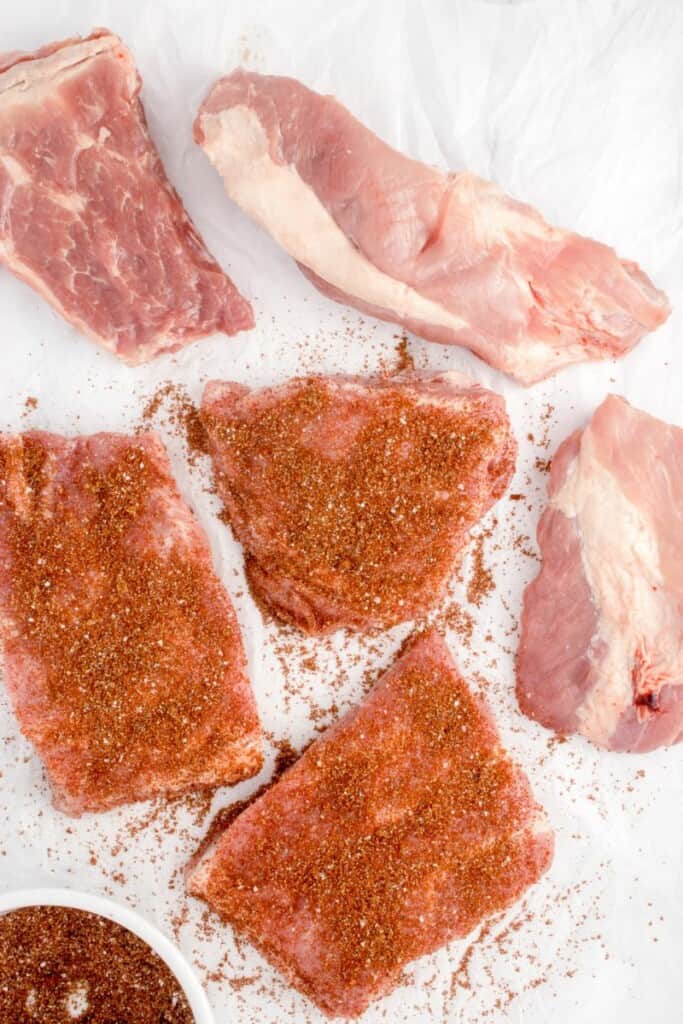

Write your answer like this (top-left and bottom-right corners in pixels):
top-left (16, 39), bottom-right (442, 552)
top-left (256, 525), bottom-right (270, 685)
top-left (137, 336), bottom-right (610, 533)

top-left (188, 629), bottom-right (553, 1018)
top-left (0, 430), bottom-right (262, 814)
top-left (0, 904), bottom-right (193, 1023)
top-left (140, 382), bottom-right (209, 466)
top-left (201, 371), bottom-right (516, 633)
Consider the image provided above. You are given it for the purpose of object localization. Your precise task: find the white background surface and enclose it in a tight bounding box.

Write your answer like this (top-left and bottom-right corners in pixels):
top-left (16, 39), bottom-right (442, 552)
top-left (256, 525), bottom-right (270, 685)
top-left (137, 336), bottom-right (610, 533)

top-left (0, 2), bottom-right (681, 1022)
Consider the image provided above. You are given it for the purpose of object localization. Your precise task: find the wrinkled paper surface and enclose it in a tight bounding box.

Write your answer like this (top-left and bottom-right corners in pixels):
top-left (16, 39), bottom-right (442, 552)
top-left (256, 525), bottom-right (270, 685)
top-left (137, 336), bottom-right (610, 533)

top-left (0, 1), bottom-right (681, 1021)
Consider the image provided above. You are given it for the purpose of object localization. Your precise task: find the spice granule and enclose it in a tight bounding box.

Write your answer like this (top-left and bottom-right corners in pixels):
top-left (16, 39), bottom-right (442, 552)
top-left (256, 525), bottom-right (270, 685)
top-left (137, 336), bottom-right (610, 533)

top-left (0, 905), bottom-right (193, 1023)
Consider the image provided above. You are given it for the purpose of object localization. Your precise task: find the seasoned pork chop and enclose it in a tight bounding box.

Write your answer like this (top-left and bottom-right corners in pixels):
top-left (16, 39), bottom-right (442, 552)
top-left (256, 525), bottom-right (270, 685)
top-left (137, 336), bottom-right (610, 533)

top-left (518, 396), bottom-right (683, 752)
top-left (201, 371), bottom-right (516, 633)
top-left (0, 431), bottom-right (262, 813)
top-left (194, 70), bottom-right (669, 384)
top-left (188, 629), bottom-right (553, 1018)
top-left (0, 30), bottom-right (253, 362)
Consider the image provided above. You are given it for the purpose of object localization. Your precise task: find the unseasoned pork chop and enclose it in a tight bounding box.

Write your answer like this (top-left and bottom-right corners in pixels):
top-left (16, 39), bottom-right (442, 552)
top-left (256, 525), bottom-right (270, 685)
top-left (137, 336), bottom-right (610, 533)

top-left (195, 70), bottom-right (669, 384)
top-left (0, 30), bottom-right (253, 362)
top-left (201, 371), bottom-right (516, 633)
top-left (0, 431), bottom-right (262, 814)
top-left (188, 629), bottom-right (554, 1018)
top-left (518, 396), bottom-right (683, 753)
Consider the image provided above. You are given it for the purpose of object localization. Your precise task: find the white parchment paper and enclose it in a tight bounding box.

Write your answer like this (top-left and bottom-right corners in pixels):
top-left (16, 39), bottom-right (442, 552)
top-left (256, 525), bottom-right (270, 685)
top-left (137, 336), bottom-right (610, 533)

top-left (0, 1), bottom-right (681, 1021)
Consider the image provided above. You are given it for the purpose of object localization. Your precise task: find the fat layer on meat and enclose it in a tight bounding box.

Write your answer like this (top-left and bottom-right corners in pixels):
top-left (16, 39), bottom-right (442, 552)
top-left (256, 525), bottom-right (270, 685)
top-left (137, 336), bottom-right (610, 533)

top-left (518, 395), bottom-right (683, 753)
top-left (195, 70), bottom-right (669, 384)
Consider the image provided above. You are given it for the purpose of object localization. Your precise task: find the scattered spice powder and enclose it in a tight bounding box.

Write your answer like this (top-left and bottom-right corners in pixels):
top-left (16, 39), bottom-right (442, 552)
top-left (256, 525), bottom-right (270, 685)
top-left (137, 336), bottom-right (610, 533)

top-left (393, 333), bottom-right (415, 372)
top-left (228, 973), bottom-right (261, 992)
top-left (0, 905), bottom-right (193, 1023)
top-left (432, 599), bottom-right (475, 646)
top-left (272, 737), bottom-right (301, 776)
top-left (450, 917), bottom-right (497, 994)
top-left (114, 789), bottom-right (216, 860)
top-left (466, 532), bottom-right (495, 607)
top-left (140, 382), bottom-right (209, 465)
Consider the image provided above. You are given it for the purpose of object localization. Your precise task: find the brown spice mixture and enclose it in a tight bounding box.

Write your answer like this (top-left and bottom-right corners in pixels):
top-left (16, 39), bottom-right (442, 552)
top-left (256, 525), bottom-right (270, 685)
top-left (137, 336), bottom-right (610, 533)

top-left (466, 530), bottom-right (496, 607)
top-left (393, 334), bottom-right (415, 372)
top-left (204, 378), bottom-right (513, 627)
top-left (432, 599), bottom-right (475, 646)
top-left (0, 905), bottom-right (193, 1023)
top-left (141, 383), bottom-right (209, 465)
top-left (0, 433), bottom-right (254, 810)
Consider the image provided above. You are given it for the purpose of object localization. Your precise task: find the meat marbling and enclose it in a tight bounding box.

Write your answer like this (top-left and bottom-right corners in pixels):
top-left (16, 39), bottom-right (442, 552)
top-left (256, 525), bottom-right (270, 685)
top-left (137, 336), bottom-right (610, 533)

top-left (188, 628), bottom-right (553, 1018)
top-left (0, 430), bottom-right (262, 814)
top-left (194, 70), bottom-right (669, 385)
top-left (518, 395), bottom-right (683, 753)
top-left (0, 30), bottom-right (254, 363)
top-left (200, 370), bottom-right (516, 633)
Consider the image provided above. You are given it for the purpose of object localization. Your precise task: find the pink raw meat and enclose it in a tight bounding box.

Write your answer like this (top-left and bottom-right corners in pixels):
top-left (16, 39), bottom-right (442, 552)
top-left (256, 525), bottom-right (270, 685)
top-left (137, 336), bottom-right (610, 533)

top-left (0, 430), bottom-right (262, 813)
top-left (518, 395), bottom-right (683, 753)
top-left (200, 370), bottom-right (516, 633)
top-left (194, 70), bottom-right (669, 385)
top-left (188, 628), bottom-right (553, 1018)
top-left (0, 30), bottom-right (253, 363)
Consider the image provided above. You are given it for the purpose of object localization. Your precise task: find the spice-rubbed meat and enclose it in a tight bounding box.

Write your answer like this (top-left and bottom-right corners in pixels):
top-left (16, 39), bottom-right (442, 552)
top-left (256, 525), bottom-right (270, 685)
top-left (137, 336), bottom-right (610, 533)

top-left (200, 370), bottom-right (516, 633)
top-left (518, 396), bottom-right (683, 753)
top-left (0, 431), bottom-right (262, 814)
top-left (194, 70), bottom-right (669, 385)
top-left (188, 628), bottom-right (554, 1019)
top-left (0, 30), bottom-right (253, 363)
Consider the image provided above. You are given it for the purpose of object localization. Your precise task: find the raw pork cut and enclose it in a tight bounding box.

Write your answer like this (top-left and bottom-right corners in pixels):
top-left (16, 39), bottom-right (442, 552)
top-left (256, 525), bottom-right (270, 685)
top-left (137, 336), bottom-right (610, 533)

top-left (518, 396), bottom-right (683, 753)
top-left (0, 30), bottom-right (253, 363)
top-left (194, 70), bottom-right (669, 385)
top-left (200, 370), bottom-right (516, 633)
top-left (188, 628), bottom-right (554, 1019)
top-left (0, 430), bottom-right (262, 814)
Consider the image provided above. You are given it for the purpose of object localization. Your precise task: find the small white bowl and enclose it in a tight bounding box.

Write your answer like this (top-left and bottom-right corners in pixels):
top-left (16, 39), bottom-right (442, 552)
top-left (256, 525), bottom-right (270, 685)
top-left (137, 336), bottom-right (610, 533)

top-left (0, 887), bottom-right (214, 1024)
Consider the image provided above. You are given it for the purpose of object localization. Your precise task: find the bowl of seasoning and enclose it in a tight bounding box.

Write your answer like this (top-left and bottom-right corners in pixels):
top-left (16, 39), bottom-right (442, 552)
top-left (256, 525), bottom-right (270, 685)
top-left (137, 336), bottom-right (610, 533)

top-left (0, 887), bottom-right (213, 1023)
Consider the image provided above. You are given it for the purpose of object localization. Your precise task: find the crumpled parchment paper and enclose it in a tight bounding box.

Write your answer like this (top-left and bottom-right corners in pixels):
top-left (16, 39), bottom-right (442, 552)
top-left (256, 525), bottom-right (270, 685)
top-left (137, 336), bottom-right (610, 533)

top-left (0, 1), bottom-right (681, 1021)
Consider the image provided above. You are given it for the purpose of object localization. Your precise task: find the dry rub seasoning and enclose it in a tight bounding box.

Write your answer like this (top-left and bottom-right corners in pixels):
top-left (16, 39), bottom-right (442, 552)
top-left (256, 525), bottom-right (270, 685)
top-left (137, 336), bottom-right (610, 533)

top-left (201, 375), bottom-right (516, 631)
top-left (139, 383), bottom-right (209, 466)
top-left (0, 431), bottom-right (260, 813)
top-left (189, 629), bottom-right (553, 1018)
top-left (0, 905), bottom-right (193, 1023)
